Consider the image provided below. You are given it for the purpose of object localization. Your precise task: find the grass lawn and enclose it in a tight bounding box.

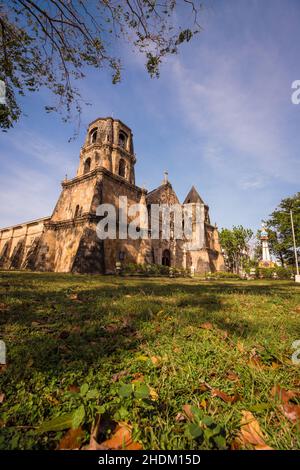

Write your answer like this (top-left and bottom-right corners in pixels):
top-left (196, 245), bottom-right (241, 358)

top-left (0, 271), bottom-right (300, 450)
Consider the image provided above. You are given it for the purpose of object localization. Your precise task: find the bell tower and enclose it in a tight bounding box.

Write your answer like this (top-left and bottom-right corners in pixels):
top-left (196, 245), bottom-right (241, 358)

top-left (77, 117), bottom-right (136, 185)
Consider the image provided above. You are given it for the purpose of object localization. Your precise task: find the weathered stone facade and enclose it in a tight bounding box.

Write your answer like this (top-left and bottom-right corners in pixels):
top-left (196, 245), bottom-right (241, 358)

top-left (0, 117), bottom-right (225, 274)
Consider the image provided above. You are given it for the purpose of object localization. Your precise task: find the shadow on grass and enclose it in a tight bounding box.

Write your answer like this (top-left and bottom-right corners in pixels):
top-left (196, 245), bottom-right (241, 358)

top-left (0, 273), bottom-right (299, 380)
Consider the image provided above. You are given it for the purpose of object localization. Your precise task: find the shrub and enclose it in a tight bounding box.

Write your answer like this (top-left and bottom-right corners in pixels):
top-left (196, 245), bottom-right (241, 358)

top-left (206, 271), bottom-right (241, 280)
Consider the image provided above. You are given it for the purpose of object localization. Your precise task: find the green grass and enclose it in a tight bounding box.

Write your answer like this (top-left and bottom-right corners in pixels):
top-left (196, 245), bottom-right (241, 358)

top-left (0, 271), bottom-right (300, 450)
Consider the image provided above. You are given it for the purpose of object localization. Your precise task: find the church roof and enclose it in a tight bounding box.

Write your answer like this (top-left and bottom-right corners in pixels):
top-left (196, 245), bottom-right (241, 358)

top-left (183, 186), bottom-right (205, 205)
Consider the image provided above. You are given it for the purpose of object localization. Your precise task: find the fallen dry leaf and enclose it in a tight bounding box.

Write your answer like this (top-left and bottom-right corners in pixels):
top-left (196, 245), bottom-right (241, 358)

top-left (199, 322), bottom-right (214, 330)
top-left (0, 393), bottom-right (5, 404)
top-left (111, 370), bottom-right (129, 383)
top-left (94, 423), bottom-right (141, 450)
top-left (84, 417), bottom-right (142, 450)
top-left (247, 352), bottom-right (265, 370)
top-left (226, 371), bottom-right (240, 382)
top-left (182, 404), bottom-right (195, 421)
top-left (280, 403), bottom-right (300, 423)
top-left (131, 373), bottom-right (144, 383)
top-left (200, 399), bottom-right (207, 410)
top-left (271, 385), bottom-right (297, 404)
top-left (175, 412), bottom-right (186, 422)
top-left (218, 329), bottom-right (229, 340)
top-left (150, 356), bottom-right (161, 366)
top-left (271, 385), bottom-right (300, 423)
top-left (211, 388), bottom-right (239, 404)
top-left (67, 384), bottom-right (80, 393)
top-left (68, 293), bottom-right (82, 302)
top-left (237, 410), bottom-right (273, 450)
top-left (237, 340), bottom-right (245, 353)
top-left (149, 387), bottom-right (158, 401)
top-left (271, 361), bottom-right (280, 369)
top-left (198, 382), bottom-right (212, 392)
top-left (58, 427), bottom-right (84, 450)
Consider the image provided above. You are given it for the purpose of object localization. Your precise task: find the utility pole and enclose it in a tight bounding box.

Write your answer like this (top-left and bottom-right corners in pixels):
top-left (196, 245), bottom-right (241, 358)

top-left (290, 210), bottom-right (300, 282)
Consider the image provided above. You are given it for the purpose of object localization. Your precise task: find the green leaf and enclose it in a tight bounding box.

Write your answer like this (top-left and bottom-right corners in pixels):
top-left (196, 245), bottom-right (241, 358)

top-left (134, 383), bottom-right (149, 400)
top-left (80, 383), bottom-right (89, 397)
top-left (202, 416), bottom-right (215, 427)
top-left (190, 405), bottom-right (202, 421)
top-left (118, 384), bottom-right (133, 398)
top-left (85, 389), bottom-right (98, 400)
top-left (72, 404), bottom-right (85, 429)
top-left (187, 423), bottom-right (203, 439)
top-left (38, 413), bottom-right (74, 433)
top-left (213, 435), bottom-right (227, 450)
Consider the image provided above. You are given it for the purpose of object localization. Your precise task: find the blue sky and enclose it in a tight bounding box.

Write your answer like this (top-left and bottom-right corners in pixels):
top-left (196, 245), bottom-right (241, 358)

top-left (0, 0), bottom-right (299, 231)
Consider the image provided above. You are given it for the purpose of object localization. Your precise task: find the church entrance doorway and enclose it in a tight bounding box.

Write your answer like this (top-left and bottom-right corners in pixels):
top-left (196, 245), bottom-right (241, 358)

top-left (162, 249), bottom-right (171, 267)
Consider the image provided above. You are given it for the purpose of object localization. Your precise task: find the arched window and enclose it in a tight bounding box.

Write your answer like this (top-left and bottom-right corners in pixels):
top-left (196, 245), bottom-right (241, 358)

top-left (83, 157), bottom-right (91, 174)
top-left (90, 128), bottom-right (97, 144)
top-left (74, 204), bottom-right (80, 218)
top-left (162, 249), bottom-right (171, 267)
top-left (118, 158), bottom-right (126, 177)
top-left (118, 131), bottom-right (127, 149)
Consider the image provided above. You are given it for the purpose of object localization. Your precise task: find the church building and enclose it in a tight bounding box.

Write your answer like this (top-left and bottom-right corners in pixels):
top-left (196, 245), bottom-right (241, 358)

top-left (0, 117), bottom-right (224, 274)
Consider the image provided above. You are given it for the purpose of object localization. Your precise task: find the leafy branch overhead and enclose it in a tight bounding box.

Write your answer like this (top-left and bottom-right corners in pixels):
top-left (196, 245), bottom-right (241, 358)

top-left (0, 0), bottom-right (203, 129)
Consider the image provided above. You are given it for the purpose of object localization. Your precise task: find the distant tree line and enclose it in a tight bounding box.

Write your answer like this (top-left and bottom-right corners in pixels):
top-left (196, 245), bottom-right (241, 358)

top-left (219, 192), bottom-right (300, 273)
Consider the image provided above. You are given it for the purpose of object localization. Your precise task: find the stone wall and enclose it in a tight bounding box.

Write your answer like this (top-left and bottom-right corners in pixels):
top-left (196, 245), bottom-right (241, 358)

top-left (0, 217), bottom-right (50, 269)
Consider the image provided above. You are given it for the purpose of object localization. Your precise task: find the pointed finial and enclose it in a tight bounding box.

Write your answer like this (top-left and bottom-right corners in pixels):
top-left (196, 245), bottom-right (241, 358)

top-left (163, 170), bottom-right (168, 184)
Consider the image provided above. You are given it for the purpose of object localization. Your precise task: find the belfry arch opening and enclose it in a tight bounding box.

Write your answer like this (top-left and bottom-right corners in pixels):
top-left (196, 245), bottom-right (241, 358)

top-left (118, 131), bottom-right (127, 149)
top-left (83, 157), bottom-right (91, 174)
top-left (118, 158), bottom-right (126, 178)
top-left (90, 128), bottom-right (97, 144)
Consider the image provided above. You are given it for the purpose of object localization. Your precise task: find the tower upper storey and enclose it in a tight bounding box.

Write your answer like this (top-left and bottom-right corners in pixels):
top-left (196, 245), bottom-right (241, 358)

top-left (77, 117), bottom-right (136, 185)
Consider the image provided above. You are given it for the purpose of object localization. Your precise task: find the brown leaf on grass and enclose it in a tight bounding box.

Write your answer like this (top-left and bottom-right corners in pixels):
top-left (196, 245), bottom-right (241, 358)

top-left (149, 387), bottom-right (158, 401)
top-left (211, 388), bottom-right (240, 404)
top-left (199, 322), bottom-right (214, 330)
top-left (131, 373), bottom-right (144, 383)
top-left (175, 412), bottom-right (186, 422)
top-left (68, 384), bottom-right (80, 393)
top-left (247, 353), bottom-right (264, 370)
top-left (111, 370), bottom-right (129, 383)
top-left (0, 393), bottom-right (5, 404)
top-left (217, 329), bottom-right (229, 340)
top-left (68, 293), bottom-right (82, 302)
top-left (271, 385), bottom-right (297, 404)
top-left (226, 371), bottom-right (240, 383)
top-left (85, 419), bottom-right (142, 450)
top-left (150, 356), bottom-right (161, 366)
top-left (281, 404), bottom-right (300, 423)
top-left (237, 340), bottom-right (245, 353)
top-left (58, 427), bottom-right (84, 450)
top-left (237, 411), bottom-right (273, 450)
top-left (0, 303), bottom-right (8, 312)
top-left (271, 385), bottom-right (300, 423)
top-left (198, 382), bottom-right (212, 392)
top-left (105, 324), bottom-right (119, 333)
top-left (271, 361), bottom-right (280, 369)
top-left (182, 404), bottom-right (195, 421)
top-left (200, 399), bottom-right (207, 410)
